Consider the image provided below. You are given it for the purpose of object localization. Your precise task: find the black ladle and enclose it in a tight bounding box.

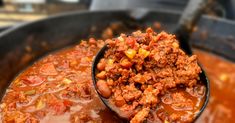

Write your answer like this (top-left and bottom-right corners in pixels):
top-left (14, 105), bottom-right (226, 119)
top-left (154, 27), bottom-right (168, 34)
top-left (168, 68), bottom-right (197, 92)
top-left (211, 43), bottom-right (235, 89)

top-left (92, 0), bottom-right (211, 121)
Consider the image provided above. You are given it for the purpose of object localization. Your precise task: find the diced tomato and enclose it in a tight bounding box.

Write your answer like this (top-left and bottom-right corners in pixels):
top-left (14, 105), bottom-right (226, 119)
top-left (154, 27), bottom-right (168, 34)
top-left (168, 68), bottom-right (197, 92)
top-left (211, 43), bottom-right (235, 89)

top-left (126, 37), bottom-right (136, 48)
top-left (63, 100), bottom-right (73, 107)
top-left (46, 94), bottom-right (67, 115)
top-left (21, 75), bottom-right (45, 86)
top-left (48, 101), bottom-right (66, 115)
top-left (39, 63), bottom-right (58, 76)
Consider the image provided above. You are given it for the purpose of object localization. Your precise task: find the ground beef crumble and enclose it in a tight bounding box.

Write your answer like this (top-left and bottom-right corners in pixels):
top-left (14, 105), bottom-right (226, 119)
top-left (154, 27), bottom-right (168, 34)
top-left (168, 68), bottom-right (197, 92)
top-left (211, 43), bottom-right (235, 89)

top-left (96, 28), bottom-right (202, 123)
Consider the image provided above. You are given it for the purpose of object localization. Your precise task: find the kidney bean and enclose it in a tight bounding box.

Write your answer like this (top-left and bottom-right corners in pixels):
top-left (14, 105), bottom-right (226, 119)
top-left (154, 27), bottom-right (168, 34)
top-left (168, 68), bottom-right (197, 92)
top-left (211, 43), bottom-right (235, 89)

top-left (97, 59), bottom-right (106, 71)
top-left (96, 80), bottom-right (111, 98)
top-left (96, 71), bottom-right (106, 79)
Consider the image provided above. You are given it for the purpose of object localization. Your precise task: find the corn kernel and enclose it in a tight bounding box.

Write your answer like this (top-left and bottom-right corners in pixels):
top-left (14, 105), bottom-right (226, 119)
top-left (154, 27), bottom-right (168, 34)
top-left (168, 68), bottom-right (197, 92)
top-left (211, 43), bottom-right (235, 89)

top-left (108, 59), bottom-right (114, 65)
top-left (138, 48), bottom-right (150, 58)
top-left (125, 49), bottom-right (136, 59)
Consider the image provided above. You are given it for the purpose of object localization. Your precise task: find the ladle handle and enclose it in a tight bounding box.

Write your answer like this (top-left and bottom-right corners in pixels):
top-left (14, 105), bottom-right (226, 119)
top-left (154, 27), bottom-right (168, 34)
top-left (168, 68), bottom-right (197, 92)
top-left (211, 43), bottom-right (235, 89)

top-left (175, 0), bottom-right (212, 54)
top-left (178, 0), bottom-right (212, 33)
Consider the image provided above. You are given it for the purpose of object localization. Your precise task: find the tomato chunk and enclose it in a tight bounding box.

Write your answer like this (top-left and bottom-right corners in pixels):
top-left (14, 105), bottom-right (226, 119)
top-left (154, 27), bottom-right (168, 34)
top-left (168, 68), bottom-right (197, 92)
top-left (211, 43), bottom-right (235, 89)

top-left (126, 37), bottom-right (136, 48)
top-left (48, 101), bottom-right (66, 115)
top-left (21, 75), bottom-right (45, 86)
top-left (63, 100), bottom-right (73, 107)
top-left (39, 63), bottom-right (58, 76)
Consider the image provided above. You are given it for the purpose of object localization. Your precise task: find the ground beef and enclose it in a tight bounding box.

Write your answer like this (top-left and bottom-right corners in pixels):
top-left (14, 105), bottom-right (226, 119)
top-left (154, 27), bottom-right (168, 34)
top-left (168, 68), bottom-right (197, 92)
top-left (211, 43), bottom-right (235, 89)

top-left (96, 28), bottom-right (202, 123)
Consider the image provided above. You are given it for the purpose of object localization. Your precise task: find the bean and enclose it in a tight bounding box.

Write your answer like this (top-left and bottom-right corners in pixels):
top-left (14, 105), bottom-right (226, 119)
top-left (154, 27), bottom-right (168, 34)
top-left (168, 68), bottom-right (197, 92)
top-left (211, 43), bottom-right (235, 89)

top-left (115, 96), bottom-right (126, 107)
top-left (120, 59), bottom-right (132, 68)
top-left (96, 71), bottom-right (106, 79)
top-left (97, 59), bottom-right (106, 71)
top-left (96, 80), bottom-right (111, 98)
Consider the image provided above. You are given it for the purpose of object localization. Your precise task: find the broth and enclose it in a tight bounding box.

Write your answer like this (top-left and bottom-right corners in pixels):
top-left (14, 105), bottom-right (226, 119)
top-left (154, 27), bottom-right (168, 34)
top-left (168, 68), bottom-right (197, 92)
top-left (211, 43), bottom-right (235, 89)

top-left (194, 50), bottom-right (235, 123)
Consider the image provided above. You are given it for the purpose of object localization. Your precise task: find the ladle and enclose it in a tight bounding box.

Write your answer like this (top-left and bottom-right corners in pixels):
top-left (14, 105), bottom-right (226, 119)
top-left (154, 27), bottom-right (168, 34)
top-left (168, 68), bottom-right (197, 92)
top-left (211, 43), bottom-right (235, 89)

top-left (92, 0), bottom-right (211, 121)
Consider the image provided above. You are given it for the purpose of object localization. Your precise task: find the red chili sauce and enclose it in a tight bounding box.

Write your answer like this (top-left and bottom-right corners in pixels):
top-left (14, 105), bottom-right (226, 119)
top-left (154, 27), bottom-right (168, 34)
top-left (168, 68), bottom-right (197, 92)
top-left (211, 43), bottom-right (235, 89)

top-left (195, 50), bottom-right (235, 123)
top-left (0, 39), bottom-right (122, 123)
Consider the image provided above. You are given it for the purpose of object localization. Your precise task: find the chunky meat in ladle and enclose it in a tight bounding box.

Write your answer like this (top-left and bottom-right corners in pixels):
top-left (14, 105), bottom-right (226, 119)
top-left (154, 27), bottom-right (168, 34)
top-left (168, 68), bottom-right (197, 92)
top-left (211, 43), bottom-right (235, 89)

top-left (92, 0), bottom-right (211, 122)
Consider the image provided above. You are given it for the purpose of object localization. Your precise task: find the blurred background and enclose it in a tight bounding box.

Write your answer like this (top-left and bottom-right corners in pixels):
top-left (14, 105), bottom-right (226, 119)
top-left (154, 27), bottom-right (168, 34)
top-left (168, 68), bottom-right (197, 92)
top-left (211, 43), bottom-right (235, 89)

top-left (0, 0), bottom-right (233, 28)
